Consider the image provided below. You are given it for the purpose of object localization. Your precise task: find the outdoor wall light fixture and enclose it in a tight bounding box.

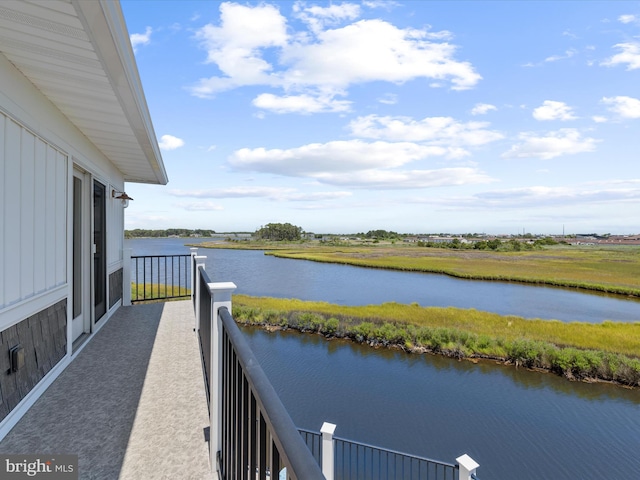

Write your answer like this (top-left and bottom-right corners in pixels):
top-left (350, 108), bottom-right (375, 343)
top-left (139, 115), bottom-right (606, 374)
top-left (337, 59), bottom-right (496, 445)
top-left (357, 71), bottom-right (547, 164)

top-left (10, 344), bottom-right (24, 373)
top-left (112, 189), bottom-right (133, 208)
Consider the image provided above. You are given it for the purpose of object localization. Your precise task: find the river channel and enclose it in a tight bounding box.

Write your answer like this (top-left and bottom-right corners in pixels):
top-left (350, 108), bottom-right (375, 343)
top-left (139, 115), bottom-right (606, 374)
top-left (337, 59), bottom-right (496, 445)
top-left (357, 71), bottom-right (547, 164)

top-left (128, 237), bottom-right (640, 323)
top-left (126, 238), bottom-right (640, 479)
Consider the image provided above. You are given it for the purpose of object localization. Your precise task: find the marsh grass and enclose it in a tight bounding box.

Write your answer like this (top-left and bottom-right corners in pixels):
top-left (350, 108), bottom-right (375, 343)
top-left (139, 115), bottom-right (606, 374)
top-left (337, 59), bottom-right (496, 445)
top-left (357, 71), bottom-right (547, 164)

top-left (261, 245), bottom-right (640, 297)
top-left (232, 295), bottom-right (640, 387)
top-left (131, 283), bottom-right (190, 302)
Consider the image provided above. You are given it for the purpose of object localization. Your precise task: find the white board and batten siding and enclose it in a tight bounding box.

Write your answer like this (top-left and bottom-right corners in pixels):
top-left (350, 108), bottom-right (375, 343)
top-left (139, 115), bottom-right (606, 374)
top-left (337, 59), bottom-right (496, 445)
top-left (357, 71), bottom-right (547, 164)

top-left (0, 49), bottom-right (129, 332)
top-left (107, 185), bottom-right (124, 269)
top-left (0, 111), bottom-right (68, 330)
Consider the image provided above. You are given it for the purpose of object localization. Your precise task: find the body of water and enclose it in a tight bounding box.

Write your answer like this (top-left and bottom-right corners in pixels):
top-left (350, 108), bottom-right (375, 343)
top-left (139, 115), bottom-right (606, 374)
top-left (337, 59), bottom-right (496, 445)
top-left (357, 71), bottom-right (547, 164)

top-left (242, 326), bottom-right (640, 480)
top-left (125, 238), bottom-right (640, 480)
top-left (126, 238), bottom-right (640, 323)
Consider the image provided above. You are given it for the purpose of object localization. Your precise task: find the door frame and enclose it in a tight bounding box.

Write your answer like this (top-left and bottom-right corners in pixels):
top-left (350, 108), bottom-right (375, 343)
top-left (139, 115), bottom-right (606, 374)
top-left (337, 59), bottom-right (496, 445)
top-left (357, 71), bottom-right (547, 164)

top-left (72, 167), bottom-right (91, 347)
top-left (93, 179), bottom-right (107, 324)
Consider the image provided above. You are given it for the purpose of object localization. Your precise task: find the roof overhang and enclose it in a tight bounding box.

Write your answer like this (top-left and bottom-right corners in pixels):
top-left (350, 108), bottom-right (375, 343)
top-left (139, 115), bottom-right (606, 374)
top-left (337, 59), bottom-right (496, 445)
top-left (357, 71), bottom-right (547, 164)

top-left (0, 0), bottom-right (168, 185)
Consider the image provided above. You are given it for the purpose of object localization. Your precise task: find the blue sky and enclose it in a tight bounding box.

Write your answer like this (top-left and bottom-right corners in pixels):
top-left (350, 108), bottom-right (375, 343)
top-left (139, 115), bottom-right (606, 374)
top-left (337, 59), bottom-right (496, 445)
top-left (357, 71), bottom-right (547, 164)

top-left (120, 1), bottom-right (640, 235)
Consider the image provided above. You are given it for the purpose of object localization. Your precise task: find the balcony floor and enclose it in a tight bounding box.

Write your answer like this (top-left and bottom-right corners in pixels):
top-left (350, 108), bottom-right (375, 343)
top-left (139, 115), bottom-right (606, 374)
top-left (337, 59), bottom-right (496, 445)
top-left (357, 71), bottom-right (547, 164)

top-left (0, 300), bottom-right (211, 479)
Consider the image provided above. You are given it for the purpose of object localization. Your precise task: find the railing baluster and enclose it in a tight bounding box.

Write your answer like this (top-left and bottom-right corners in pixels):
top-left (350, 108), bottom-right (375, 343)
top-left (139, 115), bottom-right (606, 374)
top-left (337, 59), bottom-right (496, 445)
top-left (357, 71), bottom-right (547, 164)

top-left (129, 254), bottom-right (192, 303)
top-left (190, 263), bottom-right (474, 480)
top-left (242, 376), bottom-right (249, 480)
top-left (250, 392), bottom-right (257, 480)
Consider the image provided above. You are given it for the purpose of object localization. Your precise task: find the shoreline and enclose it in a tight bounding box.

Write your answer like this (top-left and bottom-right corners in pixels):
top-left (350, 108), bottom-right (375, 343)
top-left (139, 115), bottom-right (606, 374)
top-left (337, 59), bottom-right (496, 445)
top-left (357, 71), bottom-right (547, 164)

top-left (239, 320), bottom-right (639, 389)
top-left (267, 250), bottom-right (640, 299)
top-left (257, 323), bottom-right (633, 389)
top-left (232, 297), bottom-right (640, 389)
top-left (192, 242), bottom-right (640, 299)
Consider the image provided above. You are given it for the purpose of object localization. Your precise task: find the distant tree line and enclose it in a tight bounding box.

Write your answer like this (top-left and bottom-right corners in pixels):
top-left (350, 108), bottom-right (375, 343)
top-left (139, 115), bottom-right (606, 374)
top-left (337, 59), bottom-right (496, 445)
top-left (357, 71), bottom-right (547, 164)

top-left (418, 237), bottom-right (561, 251)
top-left (357, 229), bottom-right (402, 240)
top-left (254, 223), bottom-right (303, 241)
top-left (125, 228), bottom-right (215, 238)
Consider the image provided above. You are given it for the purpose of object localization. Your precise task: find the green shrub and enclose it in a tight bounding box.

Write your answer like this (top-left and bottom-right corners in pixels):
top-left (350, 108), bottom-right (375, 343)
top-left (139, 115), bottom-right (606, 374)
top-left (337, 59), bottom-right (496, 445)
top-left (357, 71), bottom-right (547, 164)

top-left (231, 299), bottom-right (640, 388)
top-left (323, 318), bottom-right (339, 335)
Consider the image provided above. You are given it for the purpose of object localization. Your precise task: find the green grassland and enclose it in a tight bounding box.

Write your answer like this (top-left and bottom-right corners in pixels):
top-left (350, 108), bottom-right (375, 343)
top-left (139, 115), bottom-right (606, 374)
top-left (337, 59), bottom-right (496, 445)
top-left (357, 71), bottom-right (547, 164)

top-left (189, 242), bottom-right (640, 386)
top-left (232, 295), bottom-right (640, 387)
top-left (268, 246), bottom-right (640, 297)
top-left (131, 283), bottom-right (190, 302)
top-left (197, 242), bottom-right (640, 297)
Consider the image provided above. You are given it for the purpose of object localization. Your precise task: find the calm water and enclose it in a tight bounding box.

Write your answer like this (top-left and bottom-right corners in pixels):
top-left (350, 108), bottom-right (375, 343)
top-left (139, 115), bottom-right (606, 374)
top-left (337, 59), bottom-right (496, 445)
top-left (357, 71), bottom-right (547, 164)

top-left (126, 238), bottom-right (640, 323)
top-left (242, 326), bottom-right (640, 480)
top-left (126, 238), bottom-right (640, 479)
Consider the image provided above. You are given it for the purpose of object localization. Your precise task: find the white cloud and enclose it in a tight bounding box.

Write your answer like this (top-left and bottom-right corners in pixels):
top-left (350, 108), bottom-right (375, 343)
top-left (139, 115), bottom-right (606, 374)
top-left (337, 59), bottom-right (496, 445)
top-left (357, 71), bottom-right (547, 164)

top-left (618, 14), bottom-right (638, 24)
top-left (189, 3), bottom-right (481, 108)
top-left (602, 42), bottom-right (640, 70)
top-left (532, 101), bottom-right (577, 121)
top-left (502, 129), bottom-right (599, 160)
top-left (285, 191), bottom-right (353, 201)
top-left (474, 184), bottom-right (640, 208)
top-left (178, 201), bottom-right (224, 211)
top-left (420, 181), bottom-right (640, 210)
top-left (601, 96), bottom-right (640, 119)
top-left (544, 48), bottom-right (577, 63)
top-left (225, 139), bottom-right (496, 189)
top-left (228, 140), bottom-right (442, 175)
top-left (130, 27), bottom-right (152, 53)
top-left (592, 116), bottom-right (608, 123)
top-left (252, 93), bottom-right (351, 114)
top-left (523, 48), bottom-right (577, 67)
top-left (158, 134), bottom-right (185, 150)
top-left (348, 115), bottom-right (504, 149)
top-left (206, 145), bottom-right (217, 152)
top-left (362, 0), bottom-right (401, 9)
top-left (313, 167), bottom-right (494, 189)
top-left (378, 93), bottom-right (398, 105)
top-left (471, 103), bottom-right (497, 115)
top-left (171, 186), bottom-right (291, 198)
top-left (170, 186), bottom-right (351, 202)
top-left (280, 19), bottom-right (480, 91)
top-left (190, 2), bottom-right (288, 97)
top-left (293, 1), bottom-right (361, 33)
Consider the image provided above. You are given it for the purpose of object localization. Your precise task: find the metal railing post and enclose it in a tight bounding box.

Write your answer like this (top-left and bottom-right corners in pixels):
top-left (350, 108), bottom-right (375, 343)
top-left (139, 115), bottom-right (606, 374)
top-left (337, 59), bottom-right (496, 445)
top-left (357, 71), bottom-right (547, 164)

top-left (190, 247), bottom-right (198, 303)
top-left (193, 255), bottom-right (207, 330)
top-left (321, 422), bottom-right (337, 480)
top-left (209, 281), bottom-right (237, 475)
top-left (456, 454), bottom-right (479, 480)
top-left (123, 248), bottom-right (132, 306)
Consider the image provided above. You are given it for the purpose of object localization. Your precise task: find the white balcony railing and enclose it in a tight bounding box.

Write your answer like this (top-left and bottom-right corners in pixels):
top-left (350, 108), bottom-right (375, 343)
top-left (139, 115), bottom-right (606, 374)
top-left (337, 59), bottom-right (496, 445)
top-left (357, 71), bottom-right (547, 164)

top-left (126, 248), bottom-right (480, 480)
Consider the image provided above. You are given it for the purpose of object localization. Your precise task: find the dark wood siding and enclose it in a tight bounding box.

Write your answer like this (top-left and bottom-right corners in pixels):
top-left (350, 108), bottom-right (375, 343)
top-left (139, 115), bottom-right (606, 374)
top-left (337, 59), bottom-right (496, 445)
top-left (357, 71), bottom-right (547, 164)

top-left (0, 300), bottom-right (67, 421)
top-left (109, 268), bottom-right (123, 309)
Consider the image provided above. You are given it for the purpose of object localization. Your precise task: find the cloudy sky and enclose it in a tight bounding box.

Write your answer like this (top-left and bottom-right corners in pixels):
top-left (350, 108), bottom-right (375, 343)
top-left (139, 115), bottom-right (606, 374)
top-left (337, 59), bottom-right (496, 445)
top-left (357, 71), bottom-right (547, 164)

top-left (121, 1), bottom-right (640, 235)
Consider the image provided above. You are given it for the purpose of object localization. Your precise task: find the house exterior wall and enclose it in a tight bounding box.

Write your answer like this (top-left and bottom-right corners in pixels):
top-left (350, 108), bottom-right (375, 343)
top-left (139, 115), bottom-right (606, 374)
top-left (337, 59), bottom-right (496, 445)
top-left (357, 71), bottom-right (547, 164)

top-left (0, 111), bottom-right (68, 314)
top-left (0, 299), bottom-right (67, 423)
top-left (0, 51), bottom-right (127, 431)
top-left (107, 186), bottom-right (125, 289)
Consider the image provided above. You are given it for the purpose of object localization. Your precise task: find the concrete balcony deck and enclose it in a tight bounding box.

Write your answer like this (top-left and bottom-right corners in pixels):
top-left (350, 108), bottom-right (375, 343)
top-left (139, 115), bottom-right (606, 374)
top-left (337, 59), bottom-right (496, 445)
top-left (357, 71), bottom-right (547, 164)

top-left (0, 300), bottom-right (211, 479)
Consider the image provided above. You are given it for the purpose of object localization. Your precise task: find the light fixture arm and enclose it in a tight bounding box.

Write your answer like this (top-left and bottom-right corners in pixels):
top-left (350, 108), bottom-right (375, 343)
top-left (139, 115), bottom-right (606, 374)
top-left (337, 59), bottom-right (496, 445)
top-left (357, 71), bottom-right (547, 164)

top-left (112, 189), bottom-right (133, 208)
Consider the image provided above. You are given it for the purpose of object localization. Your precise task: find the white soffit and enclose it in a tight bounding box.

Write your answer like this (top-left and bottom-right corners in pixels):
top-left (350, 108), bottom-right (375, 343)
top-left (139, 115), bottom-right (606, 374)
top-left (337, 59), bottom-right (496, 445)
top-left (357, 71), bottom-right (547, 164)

top-left (0, 0), bottom-right (168, 185)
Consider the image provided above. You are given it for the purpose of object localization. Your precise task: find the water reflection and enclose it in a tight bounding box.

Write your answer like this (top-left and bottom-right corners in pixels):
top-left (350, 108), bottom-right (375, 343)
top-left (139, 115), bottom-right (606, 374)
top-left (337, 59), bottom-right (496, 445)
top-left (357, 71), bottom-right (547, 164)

top-left (203, 248), bottom-right (640, 323)
top-left (241, 326), bottom-right (640, 480)
top-left (244, 326), bottom-right (640, 405)
top-left (125, 239), bottom-right (640, 323)
top-left (125, 239), bottom-right (640, 479)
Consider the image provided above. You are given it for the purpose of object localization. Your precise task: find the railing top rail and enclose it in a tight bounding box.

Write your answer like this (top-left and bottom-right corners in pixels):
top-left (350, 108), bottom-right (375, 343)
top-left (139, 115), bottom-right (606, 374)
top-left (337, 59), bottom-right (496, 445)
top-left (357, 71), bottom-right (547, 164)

top-left (199, 264), bottom-right (211, 283)
top-left (218, 306), bottom-right (325, 480)
top-left (131, 254), bottom-right (191, 259)
top-left (333, 435), bottom-right (458, 469)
